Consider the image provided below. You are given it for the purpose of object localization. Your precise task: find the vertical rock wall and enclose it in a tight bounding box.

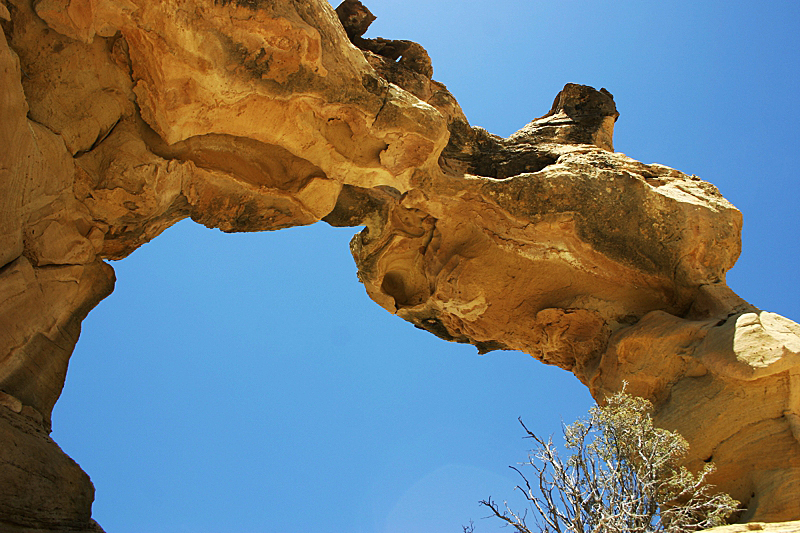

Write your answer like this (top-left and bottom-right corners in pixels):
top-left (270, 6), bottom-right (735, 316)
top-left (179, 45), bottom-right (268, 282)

top-left (0, 0), bottom-right (798, 529)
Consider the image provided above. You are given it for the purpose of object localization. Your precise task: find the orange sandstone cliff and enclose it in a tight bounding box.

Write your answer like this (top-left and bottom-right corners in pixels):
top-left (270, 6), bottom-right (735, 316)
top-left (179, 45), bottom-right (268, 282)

top-left (1, 0), bottom-right (798, 530)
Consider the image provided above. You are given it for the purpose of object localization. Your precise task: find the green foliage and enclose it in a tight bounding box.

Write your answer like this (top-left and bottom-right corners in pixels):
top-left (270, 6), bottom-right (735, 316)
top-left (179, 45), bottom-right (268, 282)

top-left (480, 388), bottom-right (739, 533)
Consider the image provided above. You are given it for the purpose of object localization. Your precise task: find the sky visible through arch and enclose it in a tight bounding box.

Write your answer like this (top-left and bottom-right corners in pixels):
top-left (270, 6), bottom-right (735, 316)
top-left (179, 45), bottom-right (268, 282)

top-left (51, 1), bottom-right (800, 532)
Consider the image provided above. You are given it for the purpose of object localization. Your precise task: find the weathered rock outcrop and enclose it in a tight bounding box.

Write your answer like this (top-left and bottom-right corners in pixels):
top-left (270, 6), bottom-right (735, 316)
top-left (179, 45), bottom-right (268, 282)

top-left (1, 0), bottom-right (798, 529)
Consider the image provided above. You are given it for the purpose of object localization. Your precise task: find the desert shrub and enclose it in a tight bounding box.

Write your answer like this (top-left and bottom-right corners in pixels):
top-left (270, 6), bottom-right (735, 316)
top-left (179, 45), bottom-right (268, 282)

top-left (479, 388), bottom-right (739, 533)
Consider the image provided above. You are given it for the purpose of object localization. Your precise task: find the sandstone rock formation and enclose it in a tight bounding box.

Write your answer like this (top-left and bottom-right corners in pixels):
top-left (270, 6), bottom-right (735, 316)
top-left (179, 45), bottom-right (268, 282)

top-left (1, 0), bottom-right (798, 529)
top-left (705, 521), bottom-right (800, 533)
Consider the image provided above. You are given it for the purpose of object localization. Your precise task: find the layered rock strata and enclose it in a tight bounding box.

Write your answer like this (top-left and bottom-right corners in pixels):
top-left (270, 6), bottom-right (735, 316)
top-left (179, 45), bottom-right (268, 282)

top-left (1, 0), bottom-right (798, 529)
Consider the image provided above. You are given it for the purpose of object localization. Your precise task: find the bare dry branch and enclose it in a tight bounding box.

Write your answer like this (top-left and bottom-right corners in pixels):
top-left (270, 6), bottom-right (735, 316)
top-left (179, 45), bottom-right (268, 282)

top-left (479, 389), bottom-right (739, 533)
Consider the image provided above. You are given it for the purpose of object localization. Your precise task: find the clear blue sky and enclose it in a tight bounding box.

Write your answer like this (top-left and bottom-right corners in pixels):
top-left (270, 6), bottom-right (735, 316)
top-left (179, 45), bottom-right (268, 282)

top-left (52, 1), bottom-right (800, 532)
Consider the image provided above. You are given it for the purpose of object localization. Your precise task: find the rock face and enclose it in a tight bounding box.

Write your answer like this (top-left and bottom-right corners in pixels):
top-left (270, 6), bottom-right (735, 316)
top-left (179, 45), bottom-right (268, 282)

top-left (705, 521), bottom-right (800, 533)
top-left (0, 0), bottom-right (798, 529)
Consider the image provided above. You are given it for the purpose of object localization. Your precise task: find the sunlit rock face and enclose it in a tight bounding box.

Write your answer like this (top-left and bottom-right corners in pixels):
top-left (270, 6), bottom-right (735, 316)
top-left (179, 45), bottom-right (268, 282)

top-left (705, 520), bottom-right (800, 533)
top-left (1, 0), bottom-right (798, 528)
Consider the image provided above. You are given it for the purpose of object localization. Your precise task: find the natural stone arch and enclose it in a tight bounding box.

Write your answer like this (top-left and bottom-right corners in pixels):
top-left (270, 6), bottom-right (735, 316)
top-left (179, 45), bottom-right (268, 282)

top-left (1, 0), bottom-right (799, 530)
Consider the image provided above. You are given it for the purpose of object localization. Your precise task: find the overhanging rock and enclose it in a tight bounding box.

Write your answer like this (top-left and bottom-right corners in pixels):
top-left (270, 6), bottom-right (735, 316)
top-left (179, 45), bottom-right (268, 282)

top-left (1, 0), bottom-right (798, 528)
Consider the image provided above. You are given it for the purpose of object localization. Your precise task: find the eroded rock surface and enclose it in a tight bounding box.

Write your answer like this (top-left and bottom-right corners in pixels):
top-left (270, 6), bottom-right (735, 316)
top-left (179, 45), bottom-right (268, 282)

top-left (1, 0), bottom-right (798, 529)
top-left (705, 520), bottom-right (800, 533)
